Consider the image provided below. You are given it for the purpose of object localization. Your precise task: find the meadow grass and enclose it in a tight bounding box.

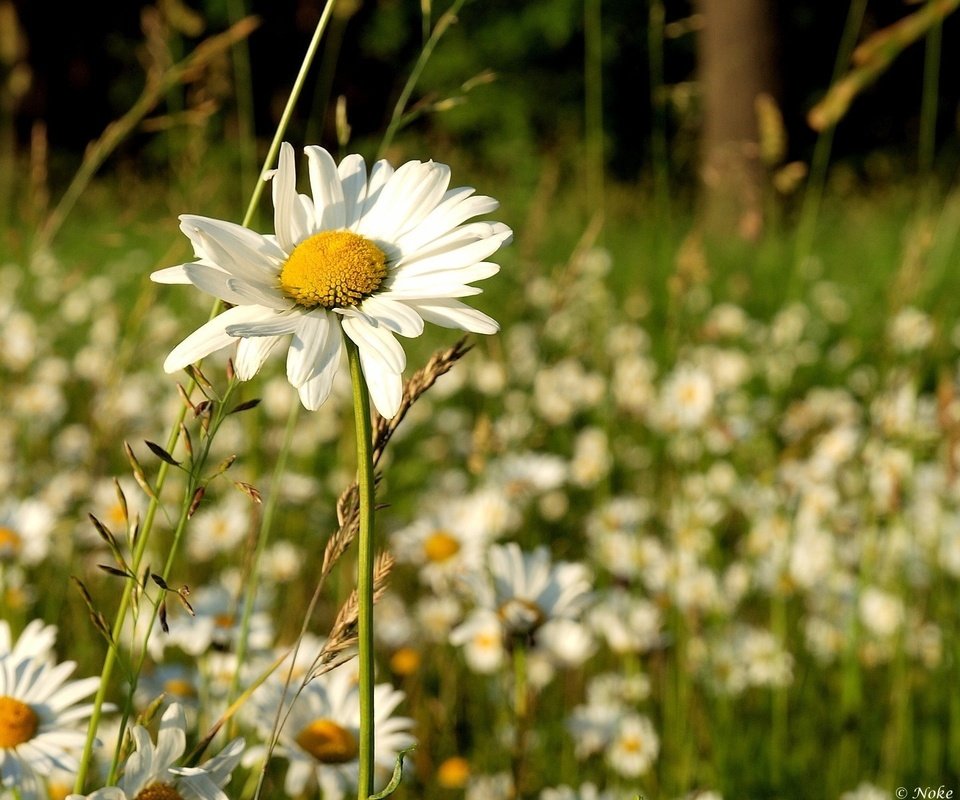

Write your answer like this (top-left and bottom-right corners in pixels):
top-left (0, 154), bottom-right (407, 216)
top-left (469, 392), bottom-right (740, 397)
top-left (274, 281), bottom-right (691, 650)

top-left (3, 139), bottom-right (960, 800)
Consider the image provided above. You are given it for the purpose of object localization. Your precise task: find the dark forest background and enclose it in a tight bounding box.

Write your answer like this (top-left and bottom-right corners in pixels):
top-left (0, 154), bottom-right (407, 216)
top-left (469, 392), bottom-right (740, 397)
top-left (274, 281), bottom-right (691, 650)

top-left (8, 0), bottom-right (960, 185)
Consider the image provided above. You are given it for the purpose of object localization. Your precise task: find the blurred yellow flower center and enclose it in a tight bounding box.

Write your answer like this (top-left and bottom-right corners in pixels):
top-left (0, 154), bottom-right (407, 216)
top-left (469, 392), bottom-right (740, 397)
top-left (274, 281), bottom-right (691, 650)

top-left (0, 526), bottom-right (22, 556)
top-left (0, 696), bottom-right (38, 747)
top-left (295, 718), bottom-right (358, 764)
top-left (423, 530), bottom-right (461, 563)
top-left (47, 781), bottom-right (72, 800)
top-left (437, 756), bottom-right (471, 789)
top-left (134, 782), bottom-right (185, 800)
top-left (390, 646), bottom-right (421, 676)
top-left (280, 230), bottom-right (387, 309)
top-left (163, 679), bottom-right (197, 698)
top-left (497, 598), bottom-right (545, 633)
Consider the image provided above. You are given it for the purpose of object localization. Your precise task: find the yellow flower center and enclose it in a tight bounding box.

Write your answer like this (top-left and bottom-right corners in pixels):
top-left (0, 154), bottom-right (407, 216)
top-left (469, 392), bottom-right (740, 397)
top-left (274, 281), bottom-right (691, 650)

top-left (389, 647), bottom-right (421, 676)
top-left (213, 613), bottom-right (235, 629)
top-left (0, 696), bottom-right (39, 748)
top-left (0, 526), bottom-right (22, 558)
top-left (279, 230), bottom-right (387, 309)
top-left (134, 782), bottom-right (185, 800)
top-left (423, 531), bottom-right (461, 563)
top-left (47, 781), bottom-right (73, 800)
top-left (163, 679), bottom-right (197, 698)
top-left (295, 718), bottom-right (359, 764)
top-left (496, 598), bottom-right (545, 634)
top-left (436, 756), bottom-right (471, 789)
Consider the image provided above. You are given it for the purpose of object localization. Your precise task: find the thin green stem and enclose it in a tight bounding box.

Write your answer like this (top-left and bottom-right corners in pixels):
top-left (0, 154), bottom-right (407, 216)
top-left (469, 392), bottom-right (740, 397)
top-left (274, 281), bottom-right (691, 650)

top-left (511, 642), bottom-right (529, 798)
top-left (348, 340), bottom-right (377, 800)
top-left (770, 593), bottom-right (788, 785)
top-left (918, 14), bottom-right (942, 212)
top-left (226, 0), bottom-right (257, 201)
top-left (648, 0), bottom-right (668, 245)
top-left (791, 0), bottom-right (867, 285)
top-left (584, 0), bottom-right (604, 218)
top-left (378, 0), bottom-right (467, 159)
top-left (241, 0), bottom-right (338, 229)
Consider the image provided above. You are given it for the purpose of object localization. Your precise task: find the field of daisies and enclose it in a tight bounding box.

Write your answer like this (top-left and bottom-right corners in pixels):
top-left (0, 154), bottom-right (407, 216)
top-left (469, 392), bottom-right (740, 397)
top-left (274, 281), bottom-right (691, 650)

top-left (5, 6), bottom-right (960, 800)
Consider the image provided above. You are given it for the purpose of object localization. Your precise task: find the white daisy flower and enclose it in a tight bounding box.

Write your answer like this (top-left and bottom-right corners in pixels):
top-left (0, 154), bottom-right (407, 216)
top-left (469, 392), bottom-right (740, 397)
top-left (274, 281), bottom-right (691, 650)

top-left (0, 619), bottom-right (57, 665)
top-left (0, 498), bottom-right (56, 566)
top-left (475, 543), bottom-right (592, 636)
top-left (0, 624), bottom-right (100, 798)
top-left (606, 713), bottom-right (659, 777)
top-left (68, 702), bottom-right (244, 800)
top-left (452, 543), bottom-right (593, 673)
top-left (153, 142), bottom-right (511, 418)
top-left (246, 663), bottom-right (415, 800)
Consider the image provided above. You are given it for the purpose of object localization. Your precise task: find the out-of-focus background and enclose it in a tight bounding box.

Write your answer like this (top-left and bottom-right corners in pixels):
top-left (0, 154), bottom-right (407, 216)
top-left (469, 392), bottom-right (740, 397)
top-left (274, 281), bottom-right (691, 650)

top-left (4, 2), bottom-right (960, 799)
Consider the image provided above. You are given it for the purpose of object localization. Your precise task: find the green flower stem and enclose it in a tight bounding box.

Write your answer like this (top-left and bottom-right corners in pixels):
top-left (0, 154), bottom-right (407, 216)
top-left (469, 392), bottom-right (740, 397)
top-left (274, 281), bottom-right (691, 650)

top-left (348, 340), bottom-right (377, 800)
top-left (511, 641), bottom-right (530, 797)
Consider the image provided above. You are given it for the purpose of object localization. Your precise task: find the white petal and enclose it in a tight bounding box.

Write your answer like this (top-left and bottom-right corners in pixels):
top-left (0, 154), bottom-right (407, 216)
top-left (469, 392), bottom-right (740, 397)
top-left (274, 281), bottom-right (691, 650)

top-left (154, 704), bottom-right (187, 770)
top-left (354, 296), bottom-right (424, 337)
top-left (297, 330), bottom-right (343, 411)
top-left (286, 310), bottom-right (339, 388)
top-left (179, 215), bottom-right (285, 279)
top-left (235, 334), bottom-right (284, 380)
top-left (305, 146), bottom-right (346, 230)
top-left (358, 345), bottom-right (403, 419)
top-left (406, 298), bottom-right (499, 334)
top-left (385, 262), bottom-right (500, 298)
top-left (150, 264), bottom-right (194, 284)
top-left (392, 227), bottom-right (511, 279)
top-left (164, 306), bottom-right (273, 373)
top-left (273, 143), bottom-right (310, 252)
top-left (359, 160), bottom-right (450, 241)
top-left (394, 190), bottom-right (499, 254)
top-left (396, 221), bottom-right (510, 269)
top-left (341, 315), bottom-right (406, 373)
top-left (338, 154), bottom-right (368, 229)
top-left (225, 309), bottom-right (301, 337)
top-left (356, 159), bottom-right (394, 226)
top-left (178, 263), bottom-right (275, 308)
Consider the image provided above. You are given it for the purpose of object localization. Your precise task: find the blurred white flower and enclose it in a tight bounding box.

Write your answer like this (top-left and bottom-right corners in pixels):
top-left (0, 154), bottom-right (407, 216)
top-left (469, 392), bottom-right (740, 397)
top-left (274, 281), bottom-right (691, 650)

top-left (656, 365), bottom-right (715, 430)
top-left (187, 494), bottom-right (250, 561)
top-left (606, 713), bottom-right (659, 777)
top-left (0, 499), bottom-right (55, 566)
top-left (859, 587), bottom-right (904, 638)
top-left (452, 543), bottom-right (592, 674)
top-left (888, 306), bottom-right (934, 353)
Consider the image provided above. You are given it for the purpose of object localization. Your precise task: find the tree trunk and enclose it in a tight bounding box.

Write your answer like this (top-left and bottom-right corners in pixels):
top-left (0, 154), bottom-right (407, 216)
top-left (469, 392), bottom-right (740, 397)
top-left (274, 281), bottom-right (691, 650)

top-left (697, 0), bottom-right (777, 240)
